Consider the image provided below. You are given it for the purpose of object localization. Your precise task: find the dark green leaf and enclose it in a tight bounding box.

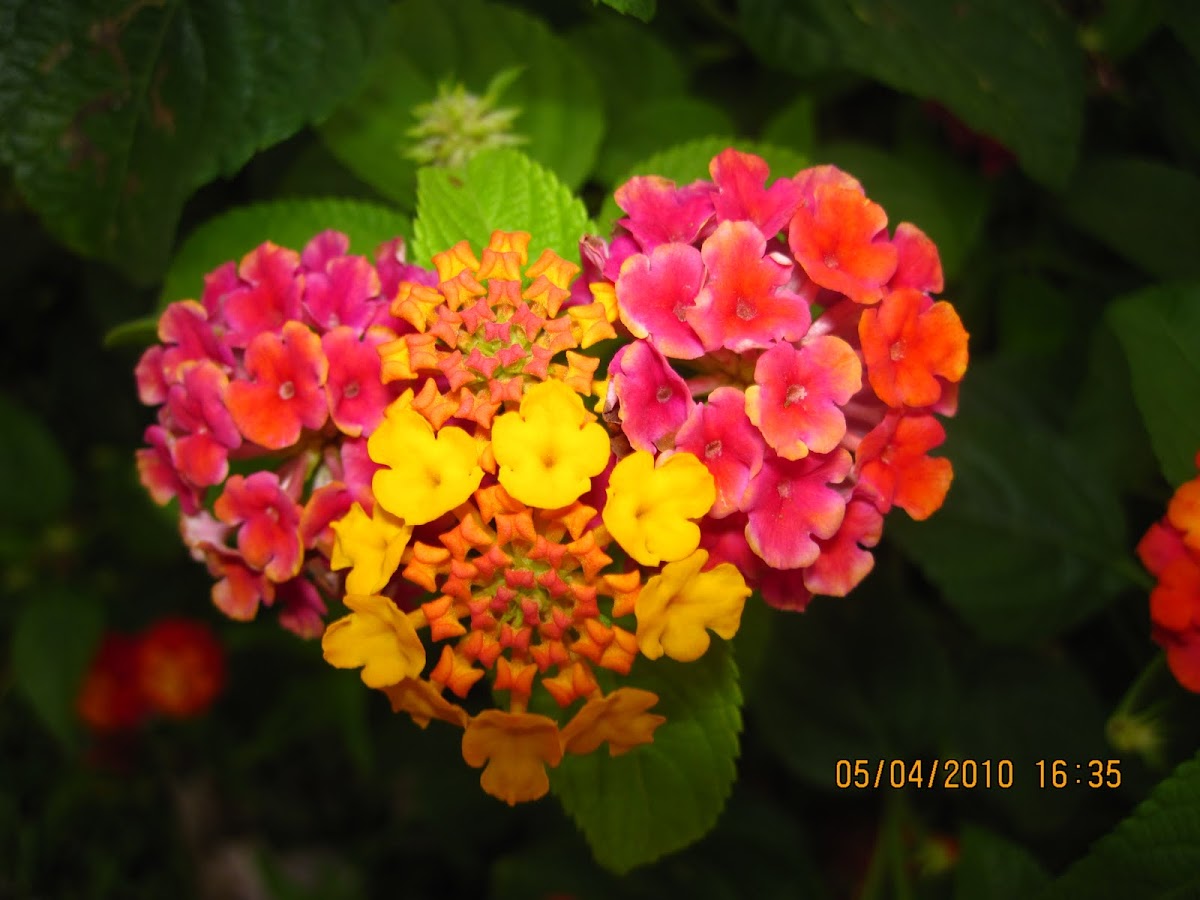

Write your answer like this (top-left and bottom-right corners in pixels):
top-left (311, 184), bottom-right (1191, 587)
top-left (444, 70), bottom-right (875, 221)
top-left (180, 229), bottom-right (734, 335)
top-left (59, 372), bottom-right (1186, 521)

top-left (761, 95), bottom-right (817, 158)
top-left (0, 394), bottom-right (72, 527)
top-left (1108, 282), bottom-right (1200, 486)
top-left (320, 0), bottom-right (604, 205)
top-left (160, 198), bottom-right (411, 306)
top-left (593, 0), bottom-right (656, 22)
top-left (954, 825), bottom-right (1049, 899)
top-left (411, 148), bottom-right (589, 269)
top-left (1045, 752), bottom-right (1200, 899)
top-left (748, 583), bottom-right (954, 786)
top-left (550, 642), bottom-right (742, 874)
top-left (594, 98), bottom-right (735, 186)
top-left (889, 363), bottom-right (1132, 642)
top-left (738, 0), bottom-right (1085, 185)
top-left (11, 589), bottom-right (104, 745)
top-left (0, 0), bottom-right (386, 282)
top-left (567, 18), bottom-right (684, 118)
top-left (1061, 158), bottom-right (1200, 281)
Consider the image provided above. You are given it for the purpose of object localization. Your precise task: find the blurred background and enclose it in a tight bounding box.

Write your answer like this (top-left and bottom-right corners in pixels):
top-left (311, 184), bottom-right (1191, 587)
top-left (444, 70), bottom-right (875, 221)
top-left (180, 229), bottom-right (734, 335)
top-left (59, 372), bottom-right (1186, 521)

top-left (4, 0), bottom-right (1200, 896)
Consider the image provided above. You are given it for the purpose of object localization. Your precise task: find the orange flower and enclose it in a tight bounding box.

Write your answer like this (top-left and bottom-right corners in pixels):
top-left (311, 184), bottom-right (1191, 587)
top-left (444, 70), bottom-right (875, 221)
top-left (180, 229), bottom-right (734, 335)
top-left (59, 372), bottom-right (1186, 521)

top-left (461, 710), bottom-right (563, 805)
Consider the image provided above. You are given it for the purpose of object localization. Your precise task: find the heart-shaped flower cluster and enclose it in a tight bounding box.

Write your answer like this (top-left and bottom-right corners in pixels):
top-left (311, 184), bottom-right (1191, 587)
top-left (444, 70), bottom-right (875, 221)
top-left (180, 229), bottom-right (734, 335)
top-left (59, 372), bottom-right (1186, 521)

top-left (580, 148), bottom-right (969, 609)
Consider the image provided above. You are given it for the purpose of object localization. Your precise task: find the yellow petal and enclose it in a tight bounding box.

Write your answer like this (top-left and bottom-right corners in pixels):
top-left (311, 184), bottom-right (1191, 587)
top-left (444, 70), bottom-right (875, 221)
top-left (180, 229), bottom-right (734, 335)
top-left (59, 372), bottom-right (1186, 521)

top-left (368, 402), bottom-right (483, 525)
top-left (560, 688), bottom-right (665, 756)
top-left (382, 677), bottom-right (468, 729)
top-left (492, 379), bottom-right (610, 509)
top-left (461, 710), bottom-right (563, 805)
top-left (330, 502), bottom-right (413, 595)
top-left (635, 549), bottom-right (750, 662)
top-left (322, 594), bottom-right (426, 688)
top-left (602, 451), bottom-right (715, 566)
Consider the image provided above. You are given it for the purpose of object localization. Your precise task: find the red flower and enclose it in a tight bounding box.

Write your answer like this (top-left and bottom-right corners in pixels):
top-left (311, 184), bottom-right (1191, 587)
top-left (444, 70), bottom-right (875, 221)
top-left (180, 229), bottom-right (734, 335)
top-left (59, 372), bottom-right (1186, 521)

top-left (859, 288), bottom-right (968, 409)
top-left (78, 635), bottom-right (148, 732)
top-left (136, 618), bottom-right (225, 718)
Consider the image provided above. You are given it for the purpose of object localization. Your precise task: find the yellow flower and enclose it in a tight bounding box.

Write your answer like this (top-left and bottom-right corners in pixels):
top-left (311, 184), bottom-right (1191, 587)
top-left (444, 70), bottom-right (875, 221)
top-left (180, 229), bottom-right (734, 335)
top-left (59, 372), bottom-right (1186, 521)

top-left (461, 710), bottom-right (563, 805)
top-left (491, 379), bottom-right (610, 509)
top-left (368, 401), bottom-right (483, 525)
top-left (602, 451), bottom-right (715, 566)
top-left (322, 594), bottom-right (426, 688)
top-left (635, 549), bottom-right (749, 661)
top-left (382, 677), bottom-right (469, 729)
top-left (560, 688), bottom-right (665, 756)
top-left (330, 502), bottom-right (413, 595)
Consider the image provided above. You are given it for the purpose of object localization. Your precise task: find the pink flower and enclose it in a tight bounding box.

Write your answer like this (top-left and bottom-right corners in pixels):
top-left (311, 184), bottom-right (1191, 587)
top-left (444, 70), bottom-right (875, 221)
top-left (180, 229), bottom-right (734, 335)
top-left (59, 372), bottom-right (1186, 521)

top-left (213, 472), bottom-right (304, 583)
top-left (803, 497), bottom-right (883, 597)
top-left (615, 243), bottom-right (705, 359)
top-left (322, 326), bottom-right (392, 437)
top-left (744, 449), bottom-right (851, 569)
top-left (614, 176), bottom-right (715, 249)
top-left (745, 336), bottom-right (861, 459)
top-left (226, 321), bottom-right (329, 449)
top-left (889, 223), bottom-right (944, 293)
top-left (709, 148), bottom-right (803, 238)
top-left (675, 387), bottom-right (764, 518)
top-left (687, 221), bottom-right (812, 353)
top-left (303, 254), bottom-right (382, 335)
top-left (607, 342), bottom-right (695, 454)
top-left (136, 425), bottom-right (200, 514)
top-left (220, 243), bottom-right (303, 347)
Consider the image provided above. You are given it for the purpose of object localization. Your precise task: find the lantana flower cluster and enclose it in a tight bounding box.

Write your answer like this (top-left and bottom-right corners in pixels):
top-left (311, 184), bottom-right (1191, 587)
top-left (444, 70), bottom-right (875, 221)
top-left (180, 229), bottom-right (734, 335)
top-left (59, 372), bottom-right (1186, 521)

top-left (578, 148), bottom-right (969, 609)
top-left (134, 148), bottom-right (967, 804)
top-left (1138, 453), bottom-right (1200, 692)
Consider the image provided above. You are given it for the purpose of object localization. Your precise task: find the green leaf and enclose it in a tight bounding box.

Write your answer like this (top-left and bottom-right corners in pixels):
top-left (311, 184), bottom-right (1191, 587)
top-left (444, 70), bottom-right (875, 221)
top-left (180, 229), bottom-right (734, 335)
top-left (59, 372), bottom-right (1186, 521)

top-left (593, 0), bottom-right (656, 21)
top-left (761, 95), bottom-right (818, 158)
top-left (411, 148), bottom-right (588, 268)
top-left (1109, 282), bottom-right (1200, 486)
top-left (550, 642), bottom-right (742, 874)
top-left (0, 0), bottom-right (386, 282)
top-left (567, 18), bottom-right (684, 118)
top-left (319, 0), bottom-right (604, 206)
top-left (160, 198), bottom-right (411, 306)
top-left (1045, 751), bottom-right (1200, 899)
top-left (11, 589), bottom-right (104, 745)
top-left (0, 394), bottom-right (72, 527)
top-left (593, 98), bottom-right (735, 186)
top-left (818, 140), bottom-right (989, 282)
top-left (1061, 158), bottom-right (1200, 281)
top-left (954, 825), bottom-right (1049, 899)
top-left (888, 362), bottom-right (1132, 642)
top-left (748, 583), bottom-right (954, 786)
top-left (738, 0), bottom-right (1084, 186)
top-left (596, 137), bottom-right (808, 236)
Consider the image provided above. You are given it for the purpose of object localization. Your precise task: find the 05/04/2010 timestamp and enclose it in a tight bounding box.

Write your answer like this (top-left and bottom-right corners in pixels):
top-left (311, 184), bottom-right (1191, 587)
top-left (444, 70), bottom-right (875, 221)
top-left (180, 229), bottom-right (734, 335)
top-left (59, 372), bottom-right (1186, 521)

top-left (833, 759), bottom-right (1122, 790)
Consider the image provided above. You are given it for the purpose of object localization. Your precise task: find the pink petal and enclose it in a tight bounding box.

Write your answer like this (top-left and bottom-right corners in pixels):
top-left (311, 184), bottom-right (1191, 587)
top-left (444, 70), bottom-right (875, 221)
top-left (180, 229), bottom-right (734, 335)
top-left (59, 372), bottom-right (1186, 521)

top-left (615, 243), bottom-right (705, 359)
top-left (675, 387), bottom-right (765, 517)
top-left (607, 341), bottom-right (695, 453)
top-left (710, 148), bottom-right (804, 237)
top-left (744, 449), bottom-right (851, 569)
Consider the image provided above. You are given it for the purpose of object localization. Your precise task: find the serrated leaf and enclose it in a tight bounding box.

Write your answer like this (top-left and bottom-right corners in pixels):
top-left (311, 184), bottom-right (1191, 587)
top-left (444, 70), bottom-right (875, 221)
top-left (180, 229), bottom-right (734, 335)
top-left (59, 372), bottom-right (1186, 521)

top-left (1045, 752), bottom-right (1200, 899)
top-left (888, 362), bottom-right (1132, 642)
top-left (1109, 282), bottom-right (1200, 486)
top-left (738, 0), bottom-right (1084, 186)
top-left (411, 148), bottom-right (588, 267)
top-left (593, 0), bottom-right (656, 21)
top-left (596, 137), bottom-right (809, 236)
top-left (12, 589), bottom-right (104, 745)
top-left (1062, 158), bottom-right (1200, 281)
top-left (550, 642), bottom-right (742, 874)
top-left (320, 0), bottom-right (603, 206)
top-left (159, 198), bottom-right (411, 306)
top-left (0, 0), bottom-right (386, 282)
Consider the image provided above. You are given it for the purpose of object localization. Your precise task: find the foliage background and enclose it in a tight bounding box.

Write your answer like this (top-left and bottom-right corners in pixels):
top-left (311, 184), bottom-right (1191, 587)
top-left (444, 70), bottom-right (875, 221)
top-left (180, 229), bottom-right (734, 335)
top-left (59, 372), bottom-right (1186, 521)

top-left (4, 0), bottom-right (1200, 896)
